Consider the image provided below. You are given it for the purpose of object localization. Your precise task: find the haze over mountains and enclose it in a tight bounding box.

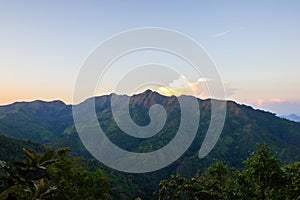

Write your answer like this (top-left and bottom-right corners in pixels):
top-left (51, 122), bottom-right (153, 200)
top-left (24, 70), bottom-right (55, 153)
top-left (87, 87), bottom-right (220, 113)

top-left (281, 114), bottom-right (300, 123)
top-left (0, 90), bottom-right (300, 198)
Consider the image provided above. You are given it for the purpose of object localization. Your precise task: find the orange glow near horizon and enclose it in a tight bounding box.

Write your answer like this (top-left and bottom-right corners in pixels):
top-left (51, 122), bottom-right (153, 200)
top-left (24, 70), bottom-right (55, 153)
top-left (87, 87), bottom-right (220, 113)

top-left (0, 88), bottom-right (72, 105)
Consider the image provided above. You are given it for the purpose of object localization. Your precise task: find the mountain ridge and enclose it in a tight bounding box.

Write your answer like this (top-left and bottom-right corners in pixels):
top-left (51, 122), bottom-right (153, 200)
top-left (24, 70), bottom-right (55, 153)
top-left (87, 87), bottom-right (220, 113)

top-left (1, 91), bottom-right (300, 199)
top-left (0, 91), bottom-right (299, 161)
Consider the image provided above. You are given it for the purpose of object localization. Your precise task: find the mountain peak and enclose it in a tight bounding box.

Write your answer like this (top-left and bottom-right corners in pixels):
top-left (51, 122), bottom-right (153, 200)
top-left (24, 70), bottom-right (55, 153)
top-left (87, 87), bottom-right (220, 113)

top-left (133, 89), bottom-right (161, 97)
top-left (128, 89), bottom-right (175, 107)
top-left (144, 89), bottom-right (154, 93)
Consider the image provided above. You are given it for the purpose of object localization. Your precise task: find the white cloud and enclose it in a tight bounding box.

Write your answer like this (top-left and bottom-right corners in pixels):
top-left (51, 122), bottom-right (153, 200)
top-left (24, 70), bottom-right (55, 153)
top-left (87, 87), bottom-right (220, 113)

top-left (155, 75), bottom-right (235, 99)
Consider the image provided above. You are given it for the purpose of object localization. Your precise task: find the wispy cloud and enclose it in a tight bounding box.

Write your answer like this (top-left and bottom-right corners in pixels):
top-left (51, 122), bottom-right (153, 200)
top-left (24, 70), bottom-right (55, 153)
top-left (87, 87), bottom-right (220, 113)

top-left (257, 98), bottom-right (284, 106)
top-left (211, 30), bottom-right (231, 38)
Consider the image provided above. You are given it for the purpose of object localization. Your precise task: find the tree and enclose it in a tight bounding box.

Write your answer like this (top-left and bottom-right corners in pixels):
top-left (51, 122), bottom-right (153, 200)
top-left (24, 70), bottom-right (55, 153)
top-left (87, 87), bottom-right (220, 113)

top-left (157, 144), bottom-right (300, 200)
top-left (234, 145), bottom-right (283, 200)
top-left (157, 161), bottom-right (234, 200)
top-left (281, 162), bottom-right (300, 199)
top-left (47, 147), bottom-right (110, 200)
top-left (157, 174), bottom-right (188, 200)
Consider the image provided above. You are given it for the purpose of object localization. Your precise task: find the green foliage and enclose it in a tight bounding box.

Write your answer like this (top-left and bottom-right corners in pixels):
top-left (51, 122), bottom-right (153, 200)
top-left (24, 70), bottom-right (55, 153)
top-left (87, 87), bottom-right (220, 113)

top-left (0, 148), bottom-right (111, 200)
top-left (0, 135), bottom-right (43, 162)
top-left (157, 161), bottom-right (234, 200)
top-left (0, 148), bottom-right (57, 200)
top-left (235, 145), bottom-right (283, 199)
top-left (47, 148), bottom-right (110, 200)
top-left (157, 145), bottom-right (300, 200)
top-left (158, 174), bottom-right (188, 199)
top-left (281, 162), bottom-right (300, 200)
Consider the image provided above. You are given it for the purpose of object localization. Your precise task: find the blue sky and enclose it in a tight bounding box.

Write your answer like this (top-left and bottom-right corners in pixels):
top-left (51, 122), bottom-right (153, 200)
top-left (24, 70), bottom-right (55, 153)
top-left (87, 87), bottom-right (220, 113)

top-left (0, 1), bottom-right (299, 115)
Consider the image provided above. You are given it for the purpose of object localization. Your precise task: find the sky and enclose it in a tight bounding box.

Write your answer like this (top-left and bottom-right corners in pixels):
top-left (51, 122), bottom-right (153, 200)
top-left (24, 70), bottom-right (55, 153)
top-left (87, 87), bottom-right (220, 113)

top-left (0, 1), bottom-right (299, 115)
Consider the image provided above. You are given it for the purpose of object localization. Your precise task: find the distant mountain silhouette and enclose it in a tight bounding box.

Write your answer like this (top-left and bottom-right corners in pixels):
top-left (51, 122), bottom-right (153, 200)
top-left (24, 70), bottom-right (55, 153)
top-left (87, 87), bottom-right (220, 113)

top-left (280, 113), bottom-right (300, 123)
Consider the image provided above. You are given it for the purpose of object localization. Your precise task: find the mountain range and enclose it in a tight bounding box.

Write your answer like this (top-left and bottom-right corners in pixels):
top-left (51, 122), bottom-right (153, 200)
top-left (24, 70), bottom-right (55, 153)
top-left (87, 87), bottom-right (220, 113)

top-left (280, 114), bottom-right (300, 123)
top-left (1, 90), bottom-right (300, 199)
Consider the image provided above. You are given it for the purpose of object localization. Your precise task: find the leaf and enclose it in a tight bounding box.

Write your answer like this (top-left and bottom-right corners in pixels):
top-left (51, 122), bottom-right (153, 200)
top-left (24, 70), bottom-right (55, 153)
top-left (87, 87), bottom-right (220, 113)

top-left (23, 148), bottom-right (35, 160)
top-left (40, 150), bottom-right (56, 165)
top-left (24, 167), bottom-right (46, 181)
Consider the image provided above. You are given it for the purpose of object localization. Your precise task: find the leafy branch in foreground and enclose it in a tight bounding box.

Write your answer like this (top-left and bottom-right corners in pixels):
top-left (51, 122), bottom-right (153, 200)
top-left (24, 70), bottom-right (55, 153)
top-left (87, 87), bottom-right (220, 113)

top-left (0, 148), bottom-right (57, 200)
top-left (0, 147), bottom-right (110, 200)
